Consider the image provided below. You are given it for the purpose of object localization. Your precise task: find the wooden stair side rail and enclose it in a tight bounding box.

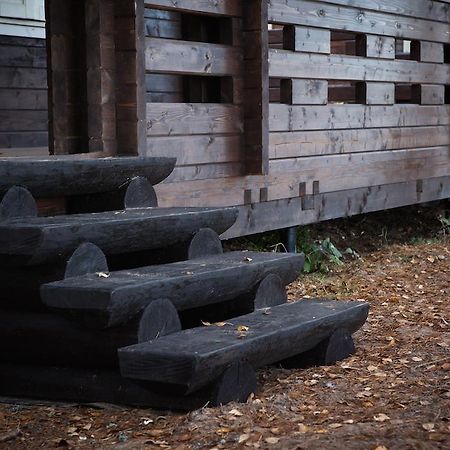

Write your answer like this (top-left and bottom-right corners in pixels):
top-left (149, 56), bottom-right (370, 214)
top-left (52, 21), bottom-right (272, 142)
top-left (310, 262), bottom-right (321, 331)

top-left (119, 299), bottom-right (369, 394)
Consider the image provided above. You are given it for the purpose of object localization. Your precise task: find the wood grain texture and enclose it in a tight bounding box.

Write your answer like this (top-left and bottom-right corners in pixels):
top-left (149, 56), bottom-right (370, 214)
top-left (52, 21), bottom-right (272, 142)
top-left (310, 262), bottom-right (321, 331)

top-left (119, 299), bottom-right (369, 392)
top-left (0, 205), bottom-right (238, 266)
top-left (268, 0), bottom-right (450, 43)
top-left (41, 251), bottom-right (305, 328)
top-left (144, 0), bottom-right (242, 17)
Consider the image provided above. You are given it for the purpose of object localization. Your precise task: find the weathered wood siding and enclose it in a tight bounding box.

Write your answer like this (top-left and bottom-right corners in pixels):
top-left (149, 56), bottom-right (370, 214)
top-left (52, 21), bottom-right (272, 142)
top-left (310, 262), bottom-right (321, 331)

top-left (144, 0), bottom-right (450, 238)
top-left (0, 35), bottom-right (48, 154)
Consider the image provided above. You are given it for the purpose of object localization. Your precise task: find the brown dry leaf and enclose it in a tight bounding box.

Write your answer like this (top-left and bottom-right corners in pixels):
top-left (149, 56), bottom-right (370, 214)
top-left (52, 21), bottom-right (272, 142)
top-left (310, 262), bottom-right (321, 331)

top-left (238, 434), bottom-right (250, 444)
top-left (229, 409), bottom-right (243, 417)
top-left (422, 423), bottom-right (435, 432)
top-left (328, 423), bottom-right (342, 429)
top-left (237, 325), bottom-right (249, 332)
top-left (244, 257), bottom-right (253, 262)
top-left (374, 413), bottom-right (390, 422)
top-left (298, 424), bottom-right (309, 433)
top-left (201, 321), bottom-right (212, 327)
top-left (374, 447), bottom-right (388, 450)
top-left (215, 322), bottom-right (228, 327)
top-left (265, 437), bottom-right (280, 444)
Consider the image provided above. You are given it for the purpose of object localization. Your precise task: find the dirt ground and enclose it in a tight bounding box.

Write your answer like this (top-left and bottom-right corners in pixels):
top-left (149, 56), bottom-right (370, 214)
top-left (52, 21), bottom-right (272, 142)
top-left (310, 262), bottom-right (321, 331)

top-left (1, 203), bottom-right (449, 449)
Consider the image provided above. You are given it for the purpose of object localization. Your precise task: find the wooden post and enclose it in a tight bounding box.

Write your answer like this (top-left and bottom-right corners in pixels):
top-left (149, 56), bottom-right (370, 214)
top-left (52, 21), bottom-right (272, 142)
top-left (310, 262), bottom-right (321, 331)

top-left (45, 0), bottom-right (88, 154)
top-left (243, 0), bottom-right (269, 175)
top-left (45, 0), bottom-right (145, 156)
top-left (85, 0), bottom-right (117, 154)
top-left (114, 0), bottom-right (146, 156)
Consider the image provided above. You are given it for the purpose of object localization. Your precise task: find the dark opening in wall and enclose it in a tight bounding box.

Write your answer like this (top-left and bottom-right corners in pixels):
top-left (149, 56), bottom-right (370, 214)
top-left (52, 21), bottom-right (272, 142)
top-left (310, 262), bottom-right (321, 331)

top-left (445, 86), bottom-right (450, 104)
top-left (445, 45), bottom-right (450, 64)
top-left (183, 76), bottom-right (234, 103)
top-left (269, 78), bottom-right (281, 103)
top-left (328, 80), bottom-right (357, 103)
top-left (395, 39), bottom-right (418, 60)
top-left (395, 84), bottom-right (414, 103)
top-left (330, 31), bottom-right (358, 56)
top-left (268, 24), bottom-right (285, 49)
top-left (181, 13), bottom-right (233, 45)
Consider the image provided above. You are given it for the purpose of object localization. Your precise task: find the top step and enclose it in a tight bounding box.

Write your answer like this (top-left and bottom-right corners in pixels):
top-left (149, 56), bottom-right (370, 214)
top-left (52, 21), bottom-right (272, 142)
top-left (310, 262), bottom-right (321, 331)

top-left (0, 156), bottom-right (176, 197)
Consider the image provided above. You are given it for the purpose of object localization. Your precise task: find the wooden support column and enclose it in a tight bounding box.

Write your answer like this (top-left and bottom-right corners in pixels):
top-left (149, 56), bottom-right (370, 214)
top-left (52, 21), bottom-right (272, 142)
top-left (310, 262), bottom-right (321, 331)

top-left (114, 0), bottom-right (146, 156)
top-left (243, 0), bottom-right (269, 175)
top-left (85, 0), bottom-right (117, 154)
top-left (46, 0), bottom-right (88, 154)
top-left (46, 0), bottom-right (145, 156)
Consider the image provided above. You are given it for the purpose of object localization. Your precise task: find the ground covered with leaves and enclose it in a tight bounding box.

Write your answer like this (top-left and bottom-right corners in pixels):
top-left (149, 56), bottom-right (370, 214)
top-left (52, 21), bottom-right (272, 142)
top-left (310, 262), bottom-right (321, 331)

top-left (1, 204), bottom-right (449, 449)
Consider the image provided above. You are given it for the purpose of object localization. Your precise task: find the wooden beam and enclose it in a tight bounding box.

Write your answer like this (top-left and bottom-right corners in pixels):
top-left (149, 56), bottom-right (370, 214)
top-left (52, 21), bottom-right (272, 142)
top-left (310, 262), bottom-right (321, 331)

top-left (115, 0), bottom-right (147, 155)
top-left (412, 84), bottom-right (446, 105)
top-left (243, 0), bottom-right (269, 175)
top-left (280, 79), bottom-right (328, 105)
top-left (355, 35), bottom-right (395, 59)
top-left (283, 26), bottom-right (330, 54)
top-left (356, 82), bottom-right (395, 105)
top-left (144, 0), bottom-right (242, 17)
top-left (269, 49), bottom-right (450, 84)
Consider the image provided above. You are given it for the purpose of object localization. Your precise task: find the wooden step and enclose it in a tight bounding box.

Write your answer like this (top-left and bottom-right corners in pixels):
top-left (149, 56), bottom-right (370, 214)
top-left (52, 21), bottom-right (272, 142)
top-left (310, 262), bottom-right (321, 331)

top-left (0, 206), bottom-right (238, 266)
top-left (0, 156), bottom-right (176, 197)
top-left (0, 363), bottom-right (254, 410)
top-left (119, 299), bottom-right (369, 393)
top-left (41, 252), bottom-right (305, 328)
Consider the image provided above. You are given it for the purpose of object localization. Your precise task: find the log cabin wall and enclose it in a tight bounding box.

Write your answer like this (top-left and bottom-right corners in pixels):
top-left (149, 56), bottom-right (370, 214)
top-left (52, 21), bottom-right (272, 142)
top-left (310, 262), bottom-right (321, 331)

top-left (144, 0), bottom-right (450, 238)
top-left (0, 35), bottom-right (48, 155)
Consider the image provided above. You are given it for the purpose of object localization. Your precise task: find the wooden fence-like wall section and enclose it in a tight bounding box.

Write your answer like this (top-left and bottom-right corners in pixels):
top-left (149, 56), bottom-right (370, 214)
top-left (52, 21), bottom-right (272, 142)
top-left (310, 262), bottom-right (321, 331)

top-left (0, 35), bottom-right (48, 154)
top-left (143, 0), bottom-right (450, 237)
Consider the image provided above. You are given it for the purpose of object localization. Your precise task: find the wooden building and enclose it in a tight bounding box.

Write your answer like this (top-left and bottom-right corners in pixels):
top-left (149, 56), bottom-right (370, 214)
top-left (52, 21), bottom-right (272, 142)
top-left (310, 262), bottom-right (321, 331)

top-left (1, 0), bottom-right (450, 238)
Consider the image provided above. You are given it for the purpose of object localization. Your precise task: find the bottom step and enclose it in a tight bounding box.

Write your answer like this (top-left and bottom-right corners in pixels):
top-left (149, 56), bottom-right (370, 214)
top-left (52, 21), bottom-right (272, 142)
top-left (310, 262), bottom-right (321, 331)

top-left (119, 299), bottom-right (369, 394)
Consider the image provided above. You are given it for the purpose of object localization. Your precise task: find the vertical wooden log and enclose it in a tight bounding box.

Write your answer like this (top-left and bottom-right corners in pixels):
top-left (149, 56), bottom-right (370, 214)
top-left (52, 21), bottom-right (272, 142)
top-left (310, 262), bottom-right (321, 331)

top-left (46, 0), bottom-right (88, 154)
top-left (114, 0), bottom-right (146, 155)
top-left (85, 0), bottom-right (117, 154)
top-left (243, 0), bottom-right (269, 175)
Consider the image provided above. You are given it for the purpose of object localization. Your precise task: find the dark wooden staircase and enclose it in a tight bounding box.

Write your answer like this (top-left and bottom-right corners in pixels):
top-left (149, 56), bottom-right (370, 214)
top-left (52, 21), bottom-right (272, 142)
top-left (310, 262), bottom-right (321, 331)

top-left (0, 156), bottom-right (369, 410)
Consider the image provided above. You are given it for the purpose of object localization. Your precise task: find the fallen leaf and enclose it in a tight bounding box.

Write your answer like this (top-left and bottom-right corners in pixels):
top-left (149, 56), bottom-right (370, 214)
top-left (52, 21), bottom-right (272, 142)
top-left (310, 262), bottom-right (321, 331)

top-left (422, 423), bottom-right (435, 432)
top-left (238, 434), bottom-right (250, 443)
top-left (237, 325), bottom-right (249, 332)
top-left (229, 409), bottom-right (243, 417)
top-left (201, 321), bottom-right (212, 327)
top-left (96, 272), bottom-right (110, 278)
top-left (374, 414), bottom-right (390, 422)
top-left (265, 437), bottom-right (280, 444)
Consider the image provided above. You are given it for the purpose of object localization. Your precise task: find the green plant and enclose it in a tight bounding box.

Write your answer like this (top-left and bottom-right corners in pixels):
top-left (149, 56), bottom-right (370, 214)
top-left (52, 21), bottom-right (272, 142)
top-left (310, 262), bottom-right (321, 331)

top-left (439, 214), bottom-right (450, 235)
top-left (296, 229), bottom-right (358, 273)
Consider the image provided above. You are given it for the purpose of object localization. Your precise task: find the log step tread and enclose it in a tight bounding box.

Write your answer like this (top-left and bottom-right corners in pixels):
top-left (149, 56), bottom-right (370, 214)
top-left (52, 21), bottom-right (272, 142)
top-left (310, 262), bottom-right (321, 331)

top-left (0, 156), bottom-right (176, 196)
top-left (0, 206), bottom-right (238, 266)
top-left (41, 251), bottom-right (305, 328)
top-left (119, 299), bottom-right (369, 393)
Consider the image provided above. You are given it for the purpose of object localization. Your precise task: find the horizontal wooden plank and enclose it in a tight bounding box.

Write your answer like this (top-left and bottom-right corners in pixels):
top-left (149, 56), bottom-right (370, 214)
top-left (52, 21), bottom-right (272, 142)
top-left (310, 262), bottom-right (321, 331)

top-left (0, 67), bottom-right (47, 89)
top-left (269, 49), bottom-right (450, 84)
top-left (0, 89), bottom-right (48, 110)
top-left (145, 38), bottom-right (242, 76)
top-left (0, 133), bottom-right (48, 150)
top-left (269, 126), bottom-right (450, 159)
top-left (145, 134), bottom-right (242, 165)
top-left (0, 44), bottom-right (47, 68)
top-left (221, 175), bottom-right (450, 238)
top-left (165, 162), bottom-right (243, 182)
top-left (268, 0), bottom-right (450, 43)
top-left (147, 103), bottom-right (243, 135)
top-left (155, 146), bottom-right (450, 207)
top-left (0, 110), bottom-right (48, 132)
top-left (321, 0), bottom-right (450, 24)
top-left (0, 145), bottom-right (48, 156)
top-left (144, 0), bottom-right (242, 17)
top-left (269, 104), bottom-right (450, 132)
